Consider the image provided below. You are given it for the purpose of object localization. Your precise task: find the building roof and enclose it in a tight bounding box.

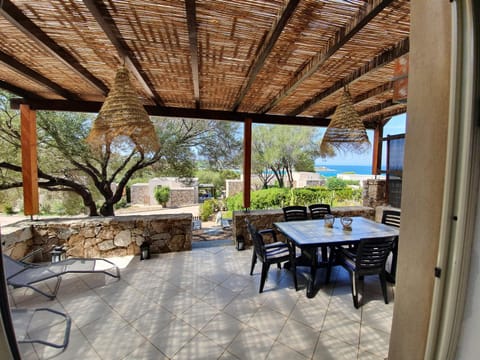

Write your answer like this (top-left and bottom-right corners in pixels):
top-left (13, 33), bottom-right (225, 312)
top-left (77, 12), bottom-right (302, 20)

top-left (0, 0), bottom-right (409, 128)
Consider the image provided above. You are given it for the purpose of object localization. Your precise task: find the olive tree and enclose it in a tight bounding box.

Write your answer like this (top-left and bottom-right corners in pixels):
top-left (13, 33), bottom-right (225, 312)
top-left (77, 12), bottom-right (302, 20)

top-left (0, 90), bottom-right (241, 216)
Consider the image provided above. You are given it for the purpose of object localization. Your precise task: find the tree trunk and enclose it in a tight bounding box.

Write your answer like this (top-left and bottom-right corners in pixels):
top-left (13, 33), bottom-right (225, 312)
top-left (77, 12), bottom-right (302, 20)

top-left (100, 202), bottom-right (115, 217)
top-left (70, 186), bottom-right (99, 216)
top-left (85, 199), bottom-right (99, 216)
top-left (286, 166), bottom-right (294, 188)
top-left (271, 167), bottom-right (284, 188)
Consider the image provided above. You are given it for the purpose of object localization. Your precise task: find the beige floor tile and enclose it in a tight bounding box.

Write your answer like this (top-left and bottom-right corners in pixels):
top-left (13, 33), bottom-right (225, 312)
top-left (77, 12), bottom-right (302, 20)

top-left (88, 325), bottom-right (147, 360)
top-left (218, 351), bottom-right (241, 359)
top-left (290, 296), bottom-right (329, 331)
top-left (277, 318), bottom-right (321, 358)
top-left (160, 291), bottom-right (200, 315)
top-left (80, 314), bottom-right (129, 340)
top-left (181, 276), bottom-right (218, 298)
top-left (110, 293), bottom-right (162, 323)
top-left (11, 244), bottom-right (395, 360)
top-left (177, 300), bottom-right (220, 330)
top-left (220, 273), bottom-right (252, 292)
top-left (313, 333), bottom-right (358, 360)
top-left (361, 300), bottom-right (394, 333)
top-left (17, 343), bottom-right (40, 360)
top-left (131, 307), bottom-right (176, 338)
top-left (261, 289), bottom-right (299, 317)
top-left (60, 293), bottom-right (118, 329)
top-left (359, 324), bottom-right (390, 358)
top-left (142, 282), bottom-right (187, 303)
top-left (321, 316), bottom-right (361, 347)
top-left (323, 300), bottom-right (362, 328)
top-left (201, 284), bottom-right (239, 310)
top-left (201, 312), bottom-right (245, 347)
top-left (357, 350), bottom-right (386, 359)
top-left (147, 318), bottom-right (198, 358)
top-left (35, 326), bottom-right (100, 360)
top-left (267, 341), bottom-right (309, 360)
top-left (223, 297), bottom-right (260, 323)
top-left (227, 326), bottom-right (276, 360)
top-left (246, 307), bottom-right (288, 340)
top-left (122, 341), bottom-right (168, 360)
top-left (172, 332), bottom-right (226, 360)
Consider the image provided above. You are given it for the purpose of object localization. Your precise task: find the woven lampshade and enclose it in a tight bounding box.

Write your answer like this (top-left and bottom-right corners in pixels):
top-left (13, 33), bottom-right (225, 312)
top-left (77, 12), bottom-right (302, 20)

top-left (320, 88), bottom-right (370, 155)
top-left (87, 67), bottom-right (159, 153)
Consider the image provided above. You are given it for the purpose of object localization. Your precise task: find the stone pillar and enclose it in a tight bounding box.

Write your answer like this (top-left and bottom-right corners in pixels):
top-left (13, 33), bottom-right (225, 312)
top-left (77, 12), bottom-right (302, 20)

top-left (362, 179), bottom-right (387, 208)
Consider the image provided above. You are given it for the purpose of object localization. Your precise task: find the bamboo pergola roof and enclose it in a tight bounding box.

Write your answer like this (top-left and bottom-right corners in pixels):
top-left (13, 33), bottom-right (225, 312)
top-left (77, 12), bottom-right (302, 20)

top-left (0, 0), bottom-right (409, 129)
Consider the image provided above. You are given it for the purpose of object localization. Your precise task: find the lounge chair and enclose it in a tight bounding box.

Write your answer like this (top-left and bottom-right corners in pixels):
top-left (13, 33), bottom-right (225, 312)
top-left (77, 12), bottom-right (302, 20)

top-left (3, 254), bottom-right (120, 300)
top-left (11, 308), bottom-right (71, 350)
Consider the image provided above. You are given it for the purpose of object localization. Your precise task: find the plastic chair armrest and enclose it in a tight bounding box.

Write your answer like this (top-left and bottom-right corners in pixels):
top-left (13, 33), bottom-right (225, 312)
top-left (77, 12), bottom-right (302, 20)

top-left (258, 229), bottom-right (278, 242)
top-left (19, 248), bottom-right (45, 263)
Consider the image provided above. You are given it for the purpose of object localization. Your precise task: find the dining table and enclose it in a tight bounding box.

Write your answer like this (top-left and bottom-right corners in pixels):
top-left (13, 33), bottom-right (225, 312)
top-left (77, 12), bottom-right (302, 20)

top-left (274, 216), bottom-right (399, 298)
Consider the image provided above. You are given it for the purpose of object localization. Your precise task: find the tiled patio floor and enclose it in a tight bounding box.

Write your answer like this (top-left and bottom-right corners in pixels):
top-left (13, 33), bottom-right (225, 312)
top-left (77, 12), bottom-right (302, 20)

top-left (9, 241), bottom-right (394, 360)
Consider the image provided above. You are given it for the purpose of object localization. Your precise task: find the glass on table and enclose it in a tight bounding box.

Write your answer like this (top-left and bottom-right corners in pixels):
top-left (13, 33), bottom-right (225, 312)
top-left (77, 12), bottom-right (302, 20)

top-left (324, 214), bottom-right (335, 228)
top-left (340, 216), bottom-right (353, 230)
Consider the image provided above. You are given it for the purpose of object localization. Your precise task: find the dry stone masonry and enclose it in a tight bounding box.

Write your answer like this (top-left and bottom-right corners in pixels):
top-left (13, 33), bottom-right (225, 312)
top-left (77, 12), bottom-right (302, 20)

top-left (2, 214), bottom-right (192, 261)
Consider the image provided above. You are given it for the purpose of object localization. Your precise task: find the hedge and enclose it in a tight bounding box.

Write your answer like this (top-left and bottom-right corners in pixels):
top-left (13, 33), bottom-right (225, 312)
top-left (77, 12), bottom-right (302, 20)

top-left (225, 187), bottom-right (362, 211)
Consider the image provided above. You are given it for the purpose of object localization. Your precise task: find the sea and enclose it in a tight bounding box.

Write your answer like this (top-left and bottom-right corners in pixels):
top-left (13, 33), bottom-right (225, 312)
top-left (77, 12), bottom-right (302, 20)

top-left (316, 164), bottom-right (372, 177)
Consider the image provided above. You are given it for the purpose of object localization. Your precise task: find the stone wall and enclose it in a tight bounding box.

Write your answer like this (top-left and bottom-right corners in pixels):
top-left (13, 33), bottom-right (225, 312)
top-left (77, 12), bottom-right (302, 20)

top-left (232, 206), bottom-right (375, 247)
top-left (130, 184), bottom-right (196, 208)
top-left (168, 188), bottom-right (195, 208)
top-left (363, 179), bottom-right (387, 208)
top-left (1, 214), bottom-right (192, 261)
top-left (130, 183), bottom-right (150, 205)
top-left (226, 179), bottom-right (243, 198)
top-left (148, 178), bottom-right (198, 206)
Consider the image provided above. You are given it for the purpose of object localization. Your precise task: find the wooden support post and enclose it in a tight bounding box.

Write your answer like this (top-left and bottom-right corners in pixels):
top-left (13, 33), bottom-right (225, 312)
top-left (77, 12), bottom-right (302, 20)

top-left (372, 123), bottom-right (383, 175)
top-left (20, 104), bottom-right (39, 215)
top-left (243, 118), bottom-right (252, 209)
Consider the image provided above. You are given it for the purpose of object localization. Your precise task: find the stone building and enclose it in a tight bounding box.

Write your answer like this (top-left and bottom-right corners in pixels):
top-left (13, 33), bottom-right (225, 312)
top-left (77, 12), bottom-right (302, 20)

top-left (130, 177), bottom-right (199, 207)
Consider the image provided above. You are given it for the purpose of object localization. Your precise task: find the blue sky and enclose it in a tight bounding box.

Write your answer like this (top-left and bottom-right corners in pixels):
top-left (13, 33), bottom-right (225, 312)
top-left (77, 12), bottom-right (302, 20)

top-left (316, 113), bottom-right (406, 166)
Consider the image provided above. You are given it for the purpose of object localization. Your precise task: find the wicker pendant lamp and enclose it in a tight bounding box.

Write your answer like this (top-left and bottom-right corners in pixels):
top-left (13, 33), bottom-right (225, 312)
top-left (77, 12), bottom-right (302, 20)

top-left (87, 67), bottom-right (159, 153)
top-left (320, 87), bottom-right (370, 155)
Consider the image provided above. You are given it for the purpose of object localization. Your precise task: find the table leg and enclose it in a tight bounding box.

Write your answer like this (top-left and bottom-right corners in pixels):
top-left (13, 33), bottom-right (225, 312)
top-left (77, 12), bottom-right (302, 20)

top-left (304, 248), bottom-right (318, 298)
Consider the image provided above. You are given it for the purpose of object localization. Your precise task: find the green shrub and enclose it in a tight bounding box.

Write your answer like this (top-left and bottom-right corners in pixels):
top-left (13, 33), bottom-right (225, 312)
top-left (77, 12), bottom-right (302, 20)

top-left (40, 202), bottom-right (51, 215)
top-left (200, 198), bottom-right (220, 221)
top-left (250, 188), bottom-right (289, 209)
top-left (225, 192), bottom-right (244, 211)
top-left (225, 186), bottom-right (363, 211)
top-left (114, 198), bottom-right (128, 209)
top-left (51, 201), bottom-right (67, 215)
top-left (222, 210), bottom-right (233, 219)
top-left (154, 186), bottom-right (170, 207)
top-left (4, 205), bottom-right (15, 214)
top-left (326, 177), bottom-right (348, 190)
top-left (62, 193), bottom-right (85, 215)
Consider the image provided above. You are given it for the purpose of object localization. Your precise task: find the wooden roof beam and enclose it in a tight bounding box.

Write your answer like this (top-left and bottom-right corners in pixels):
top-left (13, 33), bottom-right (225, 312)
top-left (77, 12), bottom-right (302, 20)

top-left (361, 104), bottom-right (406, 128)
top-left (0, 0), bottom-right (109, 96)
top-left (358, 99), bottom-right (394, 117)
top-left (185, 0), bottom-right (200, 108)
top-left (83, 0), bottom-right (164, 106)
top-left (0, 80), bottom-right (44, 101)
top-left (231, 0), bottom-right (300, 111)
top-left (291, 37), bottom-right (409, 116)
top-left (261, 0), bottom-right (395, 113)
top-left (0, 50), bottom-right (81, 100)
top-left (316, 81), bottom-right (394, 118)
top-left (10, 97), bottom-right (330, 127)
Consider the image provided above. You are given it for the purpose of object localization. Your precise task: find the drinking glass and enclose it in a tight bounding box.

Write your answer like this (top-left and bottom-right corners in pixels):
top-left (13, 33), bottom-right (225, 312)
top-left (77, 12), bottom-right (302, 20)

top-left (324, 214), bottom-right (335, 228)
top-left (340, 216), bottom-right (353, 230)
